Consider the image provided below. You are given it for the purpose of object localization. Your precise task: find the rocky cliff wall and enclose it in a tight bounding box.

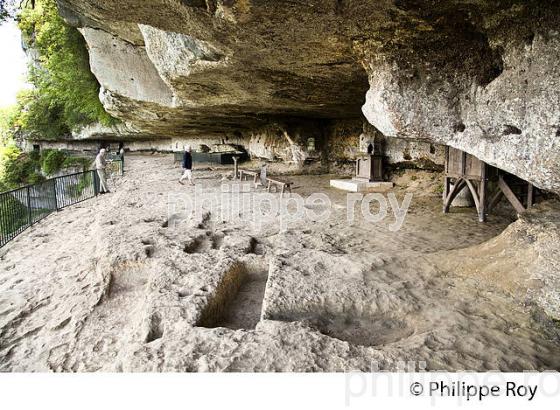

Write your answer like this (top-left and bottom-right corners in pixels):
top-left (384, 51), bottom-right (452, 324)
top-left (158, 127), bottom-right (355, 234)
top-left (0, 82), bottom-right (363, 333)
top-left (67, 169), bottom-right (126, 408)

top-left (54, 0), bottom-right (560, 192)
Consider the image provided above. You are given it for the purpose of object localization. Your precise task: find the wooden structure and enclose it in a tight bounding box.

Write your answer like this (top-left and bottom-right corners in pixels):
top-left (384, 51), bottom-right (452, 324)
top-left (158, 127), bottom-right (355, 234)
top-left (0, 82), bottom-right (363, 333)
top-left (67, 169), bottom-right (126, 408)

top-left (355, 154), bottom-right (383, 182)
top-left (443, 147), bottom-right (534, 222)
top-left (239, 169), bottom-right (259, 186)
top-left (237, 168), bottom-right (293, 198)
top-left (232, 156), bottom-right (240, 179)
top-left (266, 177), bottom-right (293, 198)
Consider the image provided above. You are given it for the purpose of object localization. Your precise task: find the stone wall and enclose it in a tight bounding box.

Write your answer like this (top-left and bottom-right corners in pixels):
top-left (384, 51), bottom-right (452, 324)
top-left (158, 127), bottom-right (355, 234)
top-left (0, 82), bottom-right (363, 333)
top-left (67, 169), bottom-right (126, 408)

top-left (28, 119), bottom-right (444, 175)
top-left (26, 136), bottom-right (237, 154)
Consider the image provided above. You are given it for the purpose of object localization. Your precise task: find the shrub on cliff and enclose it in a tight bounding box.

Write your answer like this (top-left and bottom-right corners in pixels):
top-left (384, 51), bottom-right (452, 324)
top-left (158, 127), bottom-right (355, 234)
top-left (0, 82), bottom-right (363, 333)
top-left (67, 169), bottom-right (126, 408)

top-left (62, 155), bottom-right (92, 172)
top-left (0, 105), bottom-right (18, 145)
top-left (15, 0), bottom-right (116, 139)
top-left (0, 144), bottom-right (42, 189)
top-left (40, 149), bottom-right (66, 175)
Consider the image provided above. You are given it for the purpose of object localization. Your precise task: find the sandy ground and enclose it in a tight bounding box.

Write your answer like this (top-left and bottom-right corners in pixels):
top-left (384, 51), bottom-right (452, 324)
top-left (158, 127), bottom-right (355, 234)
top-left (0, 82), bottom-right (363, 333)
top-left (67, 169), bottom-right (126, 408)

top-left (0, 153), bottom-right (559, 372)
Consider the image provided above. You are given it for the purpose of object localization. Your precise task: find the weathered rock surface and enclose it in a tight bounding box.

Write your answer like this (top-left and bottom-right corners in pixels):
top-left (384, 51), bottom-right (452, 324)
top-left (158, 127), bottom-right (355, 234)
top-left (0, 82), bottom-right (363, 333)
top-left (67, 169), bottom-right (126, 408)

top-left (55, 0), bottom-right (560, 191)
top-left (362, 22), bottom-right (560, 192)
top-left (1, 155), bottom-right (559, 371)
top-left (437, 200), bottom-right (560, 322)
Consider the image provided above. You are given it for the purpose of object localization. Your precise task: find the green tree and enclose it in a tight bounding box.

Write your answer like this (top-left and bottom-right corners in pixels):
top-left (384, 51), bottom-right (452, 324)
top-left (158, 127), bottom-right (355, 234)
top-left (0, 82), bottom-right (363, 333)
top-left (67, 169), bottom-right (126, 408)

top-left (16, 0), bottom-right (116, 139)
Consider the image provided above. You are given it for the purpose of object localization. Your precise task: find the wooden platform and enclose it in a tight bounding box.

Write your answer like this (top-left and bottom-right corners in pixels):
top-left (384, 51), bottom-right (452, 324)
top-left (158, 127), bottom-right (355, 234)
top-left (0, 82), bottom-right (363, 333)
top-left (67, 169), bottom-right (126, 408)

top-left (443, 147), bottom-right (535, 222)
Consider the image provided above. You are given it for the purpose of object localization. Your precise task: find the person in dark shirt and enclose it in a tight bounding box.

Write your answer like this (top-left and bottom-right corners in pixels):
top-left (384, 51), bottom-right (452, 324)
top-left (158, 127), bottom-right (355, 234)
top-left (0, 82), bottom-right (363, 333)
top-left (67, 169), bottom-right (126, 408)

top-left (179, 145), bottom-right (194, 185)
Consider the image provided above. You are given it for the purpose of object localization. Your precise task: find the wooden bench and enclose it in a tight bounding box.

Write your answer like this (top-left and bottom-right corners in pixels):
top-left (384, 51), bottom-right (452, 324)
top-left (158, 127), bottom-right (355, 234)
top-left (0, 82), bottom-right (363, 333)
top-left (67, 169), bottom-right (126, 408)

top-left (266, 177), bottom-right (293, 198)
top-left (239, 169), bottom-right (259, 186)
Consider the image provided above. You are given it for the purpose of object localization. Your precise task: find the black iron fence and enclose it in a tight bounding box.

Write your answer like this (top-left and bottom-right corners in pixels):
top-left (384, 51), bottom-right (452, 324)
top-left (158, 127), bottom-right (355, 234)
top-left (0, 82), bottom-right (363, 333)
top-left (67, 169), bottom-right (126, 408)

top-left (0, 160), bottom-right (123, 248)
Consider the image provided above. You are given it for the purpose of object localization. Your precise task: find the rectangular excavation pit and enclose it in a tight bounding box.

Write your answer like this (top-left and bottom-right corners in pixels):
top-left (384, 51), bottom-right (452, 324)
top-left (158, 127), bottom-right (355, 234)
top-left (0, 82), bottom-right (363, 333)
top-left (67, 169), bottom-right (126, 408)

top-left (196, 262), bottom-right (269, 330)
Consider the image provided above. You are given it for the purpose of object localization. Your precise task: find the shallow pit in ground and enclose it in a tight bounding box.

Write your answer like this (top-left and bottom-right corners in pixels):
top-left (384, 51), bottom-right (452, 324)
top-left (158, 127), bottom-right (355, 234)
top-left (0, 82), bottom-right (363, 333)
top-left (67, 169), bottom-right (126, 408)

top-left (283, 312), bottom-right (415, 347)
top-left (196, 262), bottom-right (269, 330)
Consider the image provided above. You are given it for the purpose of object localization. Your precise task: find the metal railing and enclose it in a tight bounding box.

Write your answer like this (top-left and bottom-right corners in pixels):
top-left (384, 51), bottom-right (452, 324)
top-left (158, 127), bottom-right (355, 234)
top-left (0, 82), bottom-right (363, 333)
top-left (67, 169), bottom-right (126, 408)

top-left (54, 170), bottom-right (98, 209)
top-left (0, 163), bottom-right (122, 248)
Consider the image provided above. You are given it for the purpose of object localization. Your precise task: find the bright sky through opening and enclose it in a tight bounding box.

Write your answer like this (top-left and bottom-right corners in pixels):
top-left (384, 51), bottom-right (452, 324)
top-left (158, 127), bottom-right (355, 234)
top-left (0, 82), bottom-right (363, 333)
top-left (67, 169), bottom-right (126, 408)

top-left (0, 20), bottom-right (28, 108)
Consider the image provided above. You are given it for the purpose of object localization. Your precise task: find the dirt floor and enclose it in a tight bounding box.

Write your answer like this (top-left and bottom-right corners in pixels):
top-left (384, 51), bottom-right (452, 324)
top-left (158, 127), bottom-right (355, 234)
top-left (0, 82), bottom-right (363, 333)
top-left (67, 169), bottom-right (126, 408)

top-left (0, 153), bottom-right (559, 371)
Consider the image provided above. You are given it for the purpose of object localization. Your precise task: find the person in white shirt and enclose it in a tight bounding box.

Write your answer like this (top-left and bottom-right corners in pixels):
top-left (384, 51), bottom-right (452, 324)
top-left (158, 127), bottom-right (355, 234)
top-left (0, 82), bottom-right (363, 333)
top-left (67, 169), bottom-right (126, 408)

top-left (95, 148), bottom-right (110, 193)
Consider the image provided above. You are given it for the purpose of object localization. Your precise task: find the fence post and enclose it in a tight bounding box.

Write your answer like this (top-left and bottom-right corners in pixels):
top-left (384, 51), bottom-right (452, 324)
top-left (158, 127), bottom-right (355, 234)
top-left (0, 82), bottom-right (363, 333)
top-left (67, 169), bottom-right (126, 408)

top-left (26, 186), bottom-right (32, 226)
top-left (52, 178), bottom-right (59, 211)
top-left (121, 155), bottom-right (124, 176)
top-left (93, 170), bottom-right (99, 196)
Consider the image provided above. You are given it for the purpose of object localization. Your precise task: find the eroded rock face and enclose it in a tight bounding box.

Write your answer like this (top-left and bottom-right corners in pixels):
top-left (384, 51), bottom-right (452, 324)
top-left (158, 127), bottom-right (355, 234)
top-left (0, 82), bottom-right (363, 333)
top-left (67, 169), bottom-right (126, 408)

top-left (59, 0), bottom-right (374, 136)
top-left (57, 0), bottom-right (560, 191)
top-left (362, 22), bottom-right (560, 192)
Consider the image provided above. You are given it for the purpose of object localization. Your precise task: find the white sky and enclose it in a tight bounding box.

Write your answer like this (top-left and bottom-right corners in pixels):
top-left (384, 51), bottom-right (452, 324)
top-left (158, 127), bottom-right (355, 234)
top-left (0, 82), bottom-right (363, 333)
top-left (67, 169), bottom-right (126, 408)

top-left (0, 20), bottom-right (29, 108)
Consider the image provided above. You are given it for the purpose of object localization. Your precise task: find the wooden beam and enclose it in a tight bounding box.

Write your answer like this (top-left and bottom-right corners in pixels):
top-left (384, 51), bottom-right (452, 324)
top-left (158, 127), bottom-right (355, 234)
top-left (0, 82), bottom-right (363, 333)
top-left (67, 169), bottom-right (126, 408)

top-left (445, 147), bottom-right (449, 171)
top-left (498, 175), bottom-right (526, 214)
top-left (479, 164), bottom-right (487, 222)
top-left (443, 178), bottom-right (466, 213)
top-left (527, 183), bottom-right (534, 208)
top-left (488, 189), bottom-right (503, 211)
top-left (443, 176), bottom-right (450, 201)
top-left (465, 179), bottom-right (480, 212)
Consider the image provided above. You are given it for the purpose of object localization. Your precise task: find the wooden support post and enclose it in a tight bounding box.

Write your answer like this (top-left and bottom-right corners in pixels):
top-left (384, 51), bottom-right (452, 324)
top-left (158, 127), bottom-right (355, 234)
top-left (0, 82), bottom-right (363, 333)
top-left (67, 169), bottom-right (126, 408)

top-left (443, 176), bottom-right (450, 203)
top-left (527, 182), bottom-right (534, 208)
top-left (488, 189), bottom-right (503, 211)
top-left (442, 146), bottom-right (450, 212)
top-left (465, 179), bottom-right (480, 212)
top-left (443, 178), bottom-right (467, 213)
top-left (498, 175), bottom-right (526, 214)
top-left (479, 163), bottom-right (487, 222)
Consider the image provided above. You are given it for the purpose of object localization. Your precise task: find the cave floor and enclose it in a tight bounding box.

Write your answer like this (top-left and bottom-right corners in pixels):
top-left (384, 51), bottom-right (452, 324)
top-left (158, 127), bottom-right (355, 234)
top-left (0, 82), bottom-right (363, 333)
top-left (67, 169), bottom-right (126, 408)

top-left (0, 153), bottom-right (559, 372)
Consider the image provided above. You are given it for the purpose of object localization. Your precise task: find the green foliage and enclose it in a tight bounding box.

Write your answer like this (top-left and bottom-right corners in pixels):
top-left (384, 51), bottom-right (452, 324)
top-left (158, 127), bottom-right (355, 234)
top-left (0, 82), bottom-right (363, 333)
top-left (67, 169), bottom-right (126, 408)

top-left (0, 134), bottom-right (96, 189)
top-left (0, 193), bottom-right (29, 237)
top-left (62, 155), bottom-right (92, 171)
top-left (74, 171), bottom-right (93, 197)
top-left (0, 144), bottom-right (41, 189)
top-left (14, 89), bottom-right (70, 139)
top-left (27, 170), bottom-right (45, 184)
top-left (0, 105), bottom-right (18, 144)
top-left (40, 148), bottom-right (66, 174)
top-left (15, 0), bottom-right (116, 139)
